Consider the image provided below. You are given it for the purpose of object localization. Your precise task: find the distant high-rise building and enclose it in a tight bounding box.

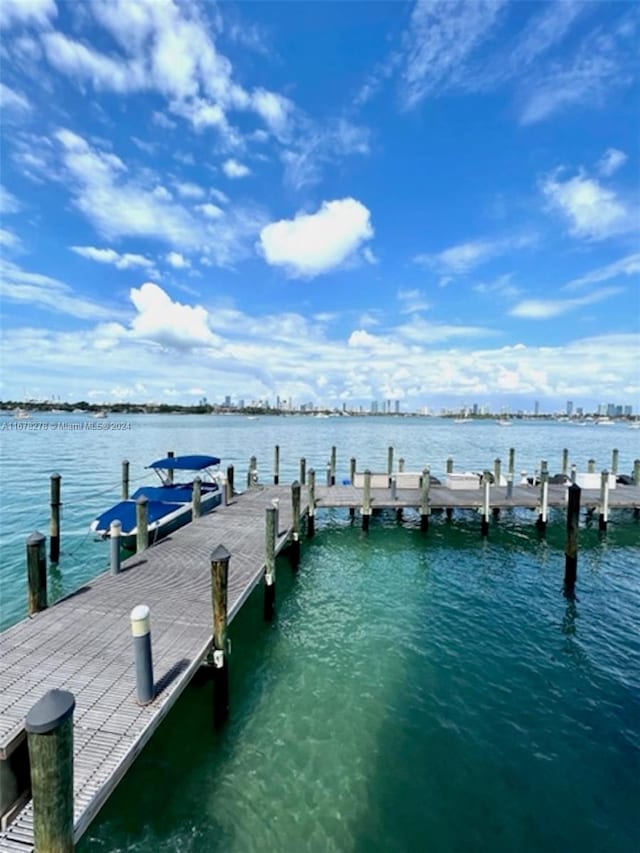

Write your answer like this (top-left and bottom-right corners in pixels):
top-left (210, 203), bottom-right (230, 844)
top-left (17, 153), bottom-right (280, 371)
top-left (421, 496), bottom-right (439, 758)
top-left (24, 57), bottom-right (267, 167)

top-left (224, 395), bottom-right (231, 407)
top-left (371, 400), bottom-right (378, 414)
top-left (566, 401), bottom-right (573, 417)
top-left (534, 401), bottom-right (540, 416)
top-left (624, 405), bottom-right (633, 416)
top-left (607, 403), bottom-right (616, 417)
top-left (238, 399), bottom-right (245, 409)
top-left (576, 407), bottom-right (583, 417)
top-left (395, 400), bottom-right (400, 414)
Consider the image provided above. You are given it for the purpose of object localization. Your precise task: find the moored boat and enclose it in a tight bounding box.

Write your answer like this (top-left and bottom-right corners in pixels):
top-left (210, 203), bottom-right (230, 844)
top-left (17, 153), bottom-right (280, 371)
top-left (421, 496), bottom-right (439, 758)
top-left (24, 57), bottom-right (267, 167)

top-left (91, 454), bottom-right (223, 549)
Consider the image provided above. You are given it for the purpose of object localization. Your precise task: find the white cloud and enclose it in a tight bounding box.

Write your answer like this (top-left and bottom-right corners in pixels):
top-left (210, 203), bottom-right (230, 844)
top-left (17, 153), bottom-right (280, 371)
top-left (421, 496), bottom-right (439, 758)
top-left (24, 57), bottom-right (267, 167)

top-left (0, 0), bottom-right (56, 29)
top-left (281, 119), bottom-right (369, 190)
top-left (397, 289), bottom-right (430, 314)
top-left (541, 171), bottom-right (629, 240)
top-left (196, 203), bottom-right (223, 220)
top-left (71, 245), bottom-right (157, 274)
top-left (0, 83), bottom-right (31, 113)
top-left (42, 31), bottom-right (146, 93)
top-left (0, 228), bottom-right (22, 250)
top-left (175, 181), bottom-right (206, 200)
top-left (564, 253), bottom-right (640, 292)
top-left (129, 282), bottom-right (217, 349)
top-left (165, 251), bottom-right (190, 269)
top-left (596, 148), bottom-right (628, 178)
top-left (259, 198), bottom-right (374, 278)
top-left (510, 286), bottom-right (623, 319)
top-left (222, 158), bottom-right (250, 178)
top-left (251, 89), bottom-right (294, 137)
top-left (0, 186), bottom-right (21, 214)
top-left (416, 234), bottom-right (535, 275)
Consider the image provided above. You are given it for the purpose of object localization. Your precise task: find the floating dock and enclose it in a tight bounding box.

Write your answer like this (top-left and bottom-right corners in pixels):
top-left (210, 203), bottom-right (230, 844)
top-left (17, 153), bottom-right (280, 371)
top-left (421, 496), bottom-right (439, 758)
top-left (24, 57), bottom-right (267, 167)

top-left (1, 469), bottom-right (640, 851)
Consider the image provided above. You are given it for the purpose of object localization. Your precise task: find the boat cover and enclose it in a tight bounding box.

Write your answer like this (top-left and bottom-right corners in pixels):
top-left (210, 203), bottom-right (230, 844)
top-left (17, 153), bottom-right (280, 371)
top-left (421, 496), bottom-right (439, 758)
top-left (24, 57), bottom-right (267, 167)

top-left (132, 485), bottom-right (196, 503)
top-left (147, 455), bottom-right (220, 470)
top-left (94, 500), bottom-right (184, 534)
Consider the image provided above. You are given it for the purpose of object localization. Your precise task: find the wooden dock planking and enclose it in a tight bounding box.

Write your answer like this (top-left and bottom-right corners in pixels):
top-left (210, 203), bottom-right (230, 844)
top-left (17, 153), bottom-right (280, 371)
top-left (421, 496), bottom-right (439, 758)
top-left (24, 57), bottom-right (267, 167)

top-left (0, 485), bottom-right (302, 852)
top-left (2, 477), bottom-right (639, 851)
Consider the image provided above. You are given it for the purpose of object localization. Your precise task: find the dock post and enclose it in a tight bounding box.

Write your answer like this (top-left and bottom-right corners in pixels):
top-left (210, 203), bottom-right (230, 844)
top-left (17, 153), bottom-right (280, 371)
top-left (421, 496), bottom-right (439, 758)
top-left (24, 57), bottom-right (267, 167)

top-left (299, 457), bottom-right (306, 485)
top-left (110, 521), bottom-right (122, 574)
top-left (122, 459), bottom-right (130, 500)
top-left (562, 449), bottom-right (569, 478)
top-left (564, 484), bottom-right (581, 588)
top-left (167, 450), bottom-right (174, 484)
top-left (326, 462), bottom-right (332, 487)
top-left (130, 605), bottom-right (154, 705)
top-left (494, 458), bottom-right (501, 485)
top-left (446, 508), bottom-right (453, 521)
top-left (247, 456), bottom-right (257, 488)
top-left (350, 457), bottom-right (356, 485)
top-left (273, 445), bottom-right (280, 486)
top-left (536, 462), bottom-right (549, 533)
top-left (633, 459), bottom-right (640, 486)
top-left (330, 446), bottom-right (336, 486)
top-left (27, 531), bottom-right (47, 615)
top-left (481, 471), bottom-right (491, 537)
top-left (419, 467), bottom-right (430, 532)
top-left (508, 448), bottom-right (515, 480)
top-left (362, 470), bottom-right (372, 531)
top-left (398, 457), bottom-right (405, 473)
top-left (611, 449), bottom-right (619, 477)
top-left (390, 475), bottom-right (397, 501)
top-left (587, 458), bottom-right (595, 474)
top-left (135, 496), bottom-right (148, 553)
top-left (599, 470), bottom-right (610, 532)
top-left (264, 506), bottom-right (276, 620)
top-left (192, 477), bottom-right (202, 519)
top-left (570, 465), bottom-right (577, 485)
top-left (387, 446), bottom-right (394, 479)
top-left (446, 457), bottom-right (453, 474)
top-left (210, 545), bottom-right (230, 727)
top-left (290, 481), bottom-right (301, 568)
top-left (307, 469), bottom-right (316, 538)
top-left (49, 473), bottom-right (61, 563)
top-left (226, 465), bottom-right (234, 502)
top-left (25, 689), bottom-right (75, 853)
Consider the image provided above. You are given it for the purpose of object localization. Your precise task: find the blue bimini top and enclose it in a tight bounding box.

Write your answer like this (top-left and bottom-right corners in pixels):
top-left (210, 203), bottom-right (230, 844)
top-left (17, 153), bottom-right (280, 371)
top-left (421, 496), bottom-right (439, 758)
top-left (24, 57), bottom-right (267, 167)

top-left (94, 500), bottom-right (184, 534)
top-left (147, 455), bottom-right (220, 470)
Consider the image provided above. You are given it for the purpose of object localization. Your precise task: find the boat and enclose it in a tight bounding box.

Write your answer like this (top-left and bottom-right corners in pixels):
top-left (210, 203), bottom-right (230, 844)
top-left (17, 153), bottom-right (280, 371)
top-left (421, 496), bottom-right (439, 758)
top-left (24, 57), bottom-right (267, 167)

top-left (91, 454), bottom-right (223, 549)
top-left (92, 410), bottom-right (108, 419)
top-left (496, 419), bottom-right (511, 427)
top-left (454, 417), bottom-right (471, 424)
top-left (13, 409), bottom-right (31, 420)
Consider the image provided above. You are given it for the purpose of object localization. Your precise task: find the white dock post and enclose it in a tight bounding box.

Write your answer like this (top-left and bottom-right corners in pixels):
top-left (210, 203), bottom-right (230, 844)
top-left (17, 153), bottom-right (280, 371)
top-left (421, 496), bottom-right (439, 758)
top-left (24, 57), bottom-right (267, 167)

top-left (537, 461), bottom-right (549, 532)
top-left (136, 496), bottom-right (148, 553)
top-left (362, 470), bottom-right (372, 531)
top-left (130, 605), bottom-right (154, 705)
top-left (192, 477), bottom-right (202, 519)
top-left (264, 505), bottom-right (277, 620)
top-left (307, 469), bottom-right (316, 538)
top-left (599, 470), bottom-right (610, 532)
top-left (420, 467), bottom-right (430, 532)
top-left (110, 520), bottom-right (122, 574)
top-left (481, 471), bottom-right (491, 536)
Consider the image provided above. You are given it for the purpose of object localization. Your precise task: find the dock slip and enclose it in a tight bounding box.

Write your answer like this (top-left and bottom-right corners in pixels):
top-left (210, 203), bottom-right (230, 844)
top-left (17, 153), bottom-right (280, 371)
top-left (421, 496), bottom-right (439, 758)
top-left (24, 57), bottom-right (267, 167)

top-left (2, 468), bottom-right (640, 851)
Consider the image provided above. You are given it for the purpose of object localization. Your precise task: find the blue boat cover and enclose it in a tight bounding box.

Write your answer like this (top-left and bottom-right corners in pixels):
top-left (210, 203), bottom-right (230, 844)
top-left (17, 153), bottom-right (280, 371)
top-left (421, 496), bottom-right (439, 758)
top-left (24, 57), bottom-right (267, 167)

top-left (132, 485), bottom-right (196, 503)
top-left (94, 500), bottom-right (184, 534)
top-left (147, 454), bottom-right (220, 470)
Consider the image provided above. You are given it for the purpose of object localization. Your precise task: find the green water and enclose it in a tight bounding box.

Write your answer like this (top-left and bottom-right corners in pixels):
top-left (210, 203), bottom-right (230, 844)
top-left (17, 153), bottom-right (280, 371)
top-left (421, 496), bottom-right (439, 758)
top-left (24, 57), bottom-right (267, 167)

top-left (79, 512), bottom-right (640, 853)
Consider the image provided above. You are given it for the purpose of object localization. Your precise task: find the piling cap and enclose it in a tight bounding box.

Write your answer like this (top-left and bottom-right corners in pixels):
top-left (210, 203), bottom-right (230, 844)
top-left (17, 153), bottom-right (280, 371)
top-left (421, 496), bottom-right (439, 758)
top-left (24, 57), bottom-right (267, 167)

top-left (27, 531), bottom-right (46, 546)
top-left (211, 544), bottom-right (231, 563)
top-left (25, 689), bottom-right (75, 734)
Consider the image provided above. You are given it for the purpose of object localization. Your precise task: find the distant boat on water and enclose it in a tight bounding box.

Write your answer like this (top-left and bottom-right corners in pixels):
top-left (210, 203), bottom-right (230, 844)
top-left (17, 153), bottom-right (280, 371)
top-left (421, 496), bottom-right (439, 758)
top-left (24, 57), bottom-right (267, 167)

top-left (92, 410), bottom-right (108, 419)
top-left (13, 409), bottom-right (31, 420)
top-left (496, 419), bottom-right (511, 427)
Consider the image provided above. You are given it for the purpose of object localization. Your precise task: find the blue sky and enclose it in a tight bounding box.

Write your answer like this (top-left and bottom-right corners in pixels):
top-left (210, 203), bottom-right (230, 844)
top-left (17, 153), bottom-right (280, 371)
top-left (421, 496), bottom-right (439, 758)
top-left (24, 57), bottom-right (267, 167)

top-left (1, 0), bottom-right (638, 411)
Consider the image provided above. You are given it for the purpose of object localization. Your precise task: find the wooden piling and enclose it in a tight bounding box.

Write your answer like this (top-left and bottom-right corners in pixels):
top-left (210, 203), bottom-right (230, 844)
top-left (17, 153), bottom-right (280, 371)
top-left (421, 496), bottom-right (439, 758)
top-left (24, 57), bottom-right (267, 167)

top-left (446, 457), bottom-right (454, 474)
top-left (398, 458), bottom-right (405, 473)
top-left (264, 506), bottom-right (276, 620)
top-left (49, 473), bottom-right (61, 564)
top-left (273, 445), bottom-right (280, 486)
top-left (307, 469), bottom-right (316, 538)
top-left (564, 484), bottom-right (581, 588)
top-left (110, 521), bottom-right (121, 575)
top-left (387, 446), bottom-right (394, 478)
top-left (25, 689), bottom-right (75, 853)
top-left (135, 496), bottom-right (148, 553)
top-left (633, 459), bottom-right (640, 486)
top-left (27, 531), bottom-right (47, 615)
top-left (419, 467), bottom-right (430, 532)
top-left (481, 471), bottom-right (491, 537)
top-left (299, 457), bottom-right (306, 486)
top-left (446, 507), bottom-right (453, 521)
top-left (494, 458), bottom-right (501, 485)
top-left (508, 448), bottom-right (515, 480)
top-left (599, 470), bottom-right (609, 532)
top-left (611, 448), bottom-right (619, 477)
top-left (210, 545), bottom-right (230, 727)
top-left (226, 465), bottom-right (234, 498)
top-left (536, 462), bottom-right (549, 532)
top-left (326, 462), bottom-right (332, 487)
top-left (562, 448), bottom-right (569, 477)
top-left (587, 458), bottom-right (595, 474)
top-left (247, 456), bottom-right (257, 488)
top-left (121, 459), bottom-right (130, 500)
top-left (192, 477), bottom-right (202, 519)
top-left (330, 446), bottom-right (337, 486)
top-left (570, 464), bottom-right (577, 484)
top-left (362, 470), bottom-right (372, 532)
top-left (167, 450), bottom-right (174, 484)
top-left (290, 481), bottom-right (301, 568)
top-left (349, 457), bottom-right (356, 485)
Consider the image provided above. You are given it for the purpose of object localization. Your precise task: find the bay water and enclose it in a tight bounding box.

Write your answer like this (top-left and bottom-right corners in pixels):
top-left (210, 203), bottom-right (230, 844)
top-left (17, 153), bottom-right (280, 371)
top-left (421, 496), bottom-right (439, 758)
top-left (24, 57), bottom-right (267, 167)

top-left (1, 415), bottom-right (638, 851)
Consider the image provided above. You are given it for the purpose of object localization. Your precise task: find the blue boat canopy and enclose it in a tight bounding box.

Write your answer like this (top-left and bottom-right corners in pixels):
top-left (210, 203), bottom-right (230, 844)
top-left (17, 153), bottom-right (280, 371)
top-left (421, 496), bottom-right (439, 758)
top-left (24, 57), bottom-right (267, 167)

top-left (147, 454), bottom-right (220, 470)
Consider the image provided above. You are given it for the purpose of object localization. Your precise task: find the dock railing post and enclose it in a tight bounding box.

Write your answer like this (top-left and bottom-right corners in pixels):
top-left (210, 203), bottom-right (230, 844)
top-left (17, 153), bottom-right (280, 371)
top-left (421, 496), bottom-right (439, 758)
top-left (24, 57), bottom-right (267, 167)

top-left (446, 457), bottom-right (454, 475)
top-left (110, 520), bottom-right (122, 574)
top-left (350, 457), bottom-right (356, 484)
top-left (264, 506), bottom-right (276, 621)
top-left (122, 459), bottom-right (130, 500)
top-left (481, 471), bottom-right (491, 537)
top-left (273, 445), bottom-right (280, 486)
top-left (599, 470), bottom-right (610, 532)
top-left (362, 470), bottom-right (372, 531)
top-left (326, 462), bottom-right (332, 487)
top-left (387, 446), bottom-right (394, 480)
top-left (50, 473), bottom-right (61, 563)
top-left (136, 496), bottom-right (148, 553)
top-left (564, 484), bottom-right (581, 588)
top-left (562, 449), bottom-right (569, 478)
top-left (537, 461), bottom-right (549, 533)
top-left (290, 481), bottom-right (301, 568)
top-left (192, 477), bottom-right (202, 519)
top-left (210, 545), bottom-right (230, 727)
top-left (611, 449), bottom-right (619, 477)
top-left (307, 469), bottom-right (316, 538)
top-left (27, 531), bottom-right (47, 615)
top-left (398, 457), bottom-right (405, 473)
top-left (420, 467), bottom-right (430, 532)
top-left (130, 605), bottom-right (154, 705)
top-left (167, 450), bottom-right (174, 484)
top-left (226, 465), bottom-right (234, 502)
top-left (494, 458), bottom-right (501, 486)
top-left (330, 446), bottom-right (336, 486)
top-left (633, 459), bottom-right (640, 487)
top-left (588, 458), bottom-right (595, 474)
top-left (299, 457), bottom-right (306, 486)
top-left (25, 689), bottom-right (75, 853)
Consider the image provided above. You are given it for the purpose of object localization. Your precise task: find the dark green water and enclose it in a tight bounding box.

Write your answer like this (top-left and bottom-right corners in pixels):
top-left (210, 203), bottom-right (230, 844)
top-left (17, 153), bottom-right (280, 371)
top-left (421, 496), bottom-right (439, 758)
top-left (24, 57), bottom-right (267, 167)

top-left (79, 511), bottom-right (640, 853)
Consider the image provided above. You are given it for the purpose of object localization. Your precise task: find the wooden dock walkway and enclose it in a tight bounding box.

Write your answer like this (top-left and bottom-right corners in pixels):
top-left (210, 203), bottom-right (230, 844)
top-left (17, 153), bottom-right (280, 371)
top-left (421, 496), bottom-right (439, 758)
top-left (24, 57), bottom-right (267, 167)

top-left (1, 477), bottom-right (639, 851)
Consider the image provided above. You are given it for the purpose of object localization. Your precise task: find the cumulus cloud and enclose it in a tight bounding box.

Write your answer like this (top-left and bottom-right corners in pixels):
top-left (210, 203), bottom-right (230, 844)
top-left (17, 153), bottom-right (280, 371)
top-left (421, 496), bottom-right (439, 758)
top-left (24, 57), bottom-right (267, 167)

top-left (71, 245), bottom-right (157, 273)
top-left (0, 0), bottom-right (57, 29)
top-left (165, 251), bottom-right (190, 269)
top-left (222, 158), bottom-right (250, 178)
top-left (596, 148), bottom-right (628, 178)
top-left (129, 282), bottom-right (217, 349)
top-left (258, 198), bottom-right (374, 278)
top-left (541, 171), bottom-right (629, 240)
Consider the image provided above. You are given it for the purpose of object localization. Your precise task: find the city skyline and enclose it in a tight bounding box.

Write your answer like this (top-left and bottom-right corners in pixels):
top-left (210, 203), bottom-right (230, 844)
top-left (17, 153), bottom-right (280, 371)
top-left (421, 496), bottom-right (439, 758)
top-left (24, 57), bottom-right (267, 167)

top-left (1, 1), bottom-right (639, 410)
